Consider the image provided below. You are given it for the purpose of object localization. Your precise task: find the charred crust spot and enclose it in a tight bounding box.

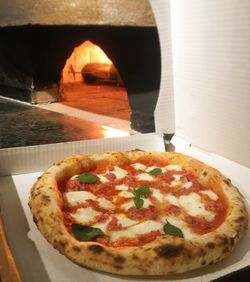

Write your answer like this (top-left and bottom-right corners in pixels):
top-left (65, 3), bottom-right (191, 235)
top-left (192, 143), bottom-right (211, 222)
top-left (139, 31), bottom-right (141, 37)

top-left (31, 190), bottom-right (41, 197)
top-left (209, 260), bottom-right (214, 265)
top-left (132, 254), bottom-right (139, 260)
top-left (199, 248), bottom-right (206, 256)
top-left (88, 245), bottom-right (104, 253)
top-left (223, 178), bottom-right (231, 186)
top-left (41, 195), bottom-right (50, 204)
top-left (230, 237), bottom-right (235, 246)
top-left (114, 255), bottom-right (126, 264)
top-left (73, 246), bottom-right (81, 252)
top-left (155, 244), bottom-right (183, 258)
top-left (58, 240), bottom-right (67, 248)
top-left (206, 242), bottom-right (215, 249)
top-left (223, 247), bottom-right (230, 254)
top-left (33, 216), bottom-right (38, 224)
top-left (216, 256), bottom-right (222, 261)
top-left (235, 216), bottom-right (246, 223)
top-left (216, 235), bottom-right (229, 246)
top-left (201, 260), bottom-right (206, 265)
top-left (105, 252), bottom-right (113, 257)
top-left (114, 264), bottom-right (123, 270)
top-left (221, 236), bottom-right (229, 245)
top-left (58, 240), bottom-right (67, 247)
top-left (202, 170), bottom-right (208, 176)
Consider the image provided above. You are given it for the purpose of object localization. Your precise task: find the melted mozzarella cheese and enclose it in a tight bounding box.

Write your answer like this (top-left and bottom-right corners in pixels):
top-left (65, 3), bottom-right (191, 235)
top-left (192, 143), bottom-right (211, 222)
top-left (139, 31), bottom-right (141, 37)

top-left (92, 220), bottom-right (110, 233)
top-left (121, 200), bottom-right (135, 211)
top-left (200, 190), bottom-right (218, 201)
top-left (170, 181), bottom-right (180, 187)
top-left (169, 174), bottom-right (182, 187)
top-left (70, 174), bottom-right (79, 180)
top-left (173, 174), bottom-right (182, 181)
top-left (115, 184), bottom-right (129, 191)
top-left (116, 214), bottom-right (138, 228)
top-left (112, 166), bottom-right (127, 179)
top-left (120, 197), bottom-right (153, 210)
top-left (71, 207), bottom-right (99, 224)
top-left (165, 193), bottom-right (215, 221)
top-left (142, 198), bottom-right (153, 208)
top-left (165, 164), bottom-right (182, 171)
top-left (97, 197), bottom-right (115, 210)
top-left (179, 193), bottom-right (215, 221)
top-left (118, 190), bottom-right (134, 198)
top-left (136, 173), bottom-right (154, 181)
top-left (131, 163), bottom-right (146, 170)
top-left (182, 181), bottom-right (193, 189)
top-left (64, 191), bottom-right (96, 206)
top-left (164, 194), bottom-right (179, 206)
top-left (150, 188), bottom-right (164, 202)
top-left (110, 220), bottom-right (163, 241)
top-left (92, 214), bottom-right (138, 234)
top-left (97, 174), bottom-right (109, 183)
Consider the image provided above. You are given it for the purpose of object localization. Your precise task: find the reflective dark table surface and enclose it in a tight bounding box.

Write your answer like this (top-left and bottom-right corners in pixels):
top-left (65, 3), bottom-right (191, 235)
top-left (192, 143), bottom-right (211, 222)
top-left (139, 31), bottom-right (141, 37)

top-left (0, 97), bottom-right (121, 149)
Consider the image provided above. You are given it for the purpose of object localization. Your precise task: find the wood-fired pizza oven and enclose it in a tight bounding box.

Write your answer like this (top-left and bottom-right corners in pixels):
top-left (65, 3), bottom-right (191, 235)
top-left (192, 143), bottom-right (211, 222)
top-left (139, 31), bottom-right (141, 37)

top-left (0, 0), bottom-right (161, 133)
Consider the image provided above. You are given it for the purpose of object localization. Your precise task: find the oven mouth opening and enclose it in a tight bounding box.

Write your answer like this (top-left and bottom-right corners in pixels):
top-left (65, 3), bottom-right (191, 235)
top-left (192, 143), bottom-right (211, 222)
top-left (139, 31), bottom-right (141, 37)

top-left (58, 40), bottom-right (131, 129)
top-left (0, 24), bottom-right (161, 140)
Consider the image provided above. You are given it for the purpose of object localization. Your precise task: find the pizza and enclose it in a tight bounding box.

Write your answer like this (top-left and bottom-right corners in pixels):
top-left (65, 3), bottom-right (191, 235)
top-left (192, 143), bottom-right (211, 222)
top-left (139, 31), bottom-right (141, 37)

top-left (29, 151), bottom-right (248, 275)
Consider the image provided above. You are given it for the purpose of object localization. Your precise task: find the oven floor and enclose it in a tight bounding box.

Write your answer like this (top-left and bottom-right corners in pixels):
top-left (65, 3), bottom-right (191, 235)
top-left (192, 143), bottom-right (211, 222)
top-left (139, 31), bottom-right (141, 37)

top-left (60, 82), bottom-right (131, 121)
top-left (0, 96), bottom-right (130, 149)
top-left (35, 82), bottom-right (131, 133)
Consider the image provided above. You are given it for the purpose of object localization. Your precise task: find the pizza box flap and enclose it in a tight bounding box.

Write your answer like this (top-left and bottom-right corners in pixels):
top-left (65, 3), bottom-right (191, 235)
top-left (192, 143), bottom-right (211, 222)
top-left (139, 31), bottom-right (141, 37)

top-left (0, 133), bottom-right (165, 177)
top-left (151, 0), bottom-right (250, 168)
top-left (151, 0), bottom-right (175, 135)
top-left (168, 0), bottom-right (250, 168)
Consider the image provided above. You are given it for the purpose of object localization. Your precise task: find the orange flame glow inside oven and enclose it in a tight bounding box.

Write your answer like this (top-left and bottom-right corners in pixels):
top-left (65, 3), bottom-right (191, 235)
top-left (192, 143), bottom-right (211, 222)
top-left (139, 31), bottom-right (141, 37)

top-left (62, 40), bottom-right (112, 83)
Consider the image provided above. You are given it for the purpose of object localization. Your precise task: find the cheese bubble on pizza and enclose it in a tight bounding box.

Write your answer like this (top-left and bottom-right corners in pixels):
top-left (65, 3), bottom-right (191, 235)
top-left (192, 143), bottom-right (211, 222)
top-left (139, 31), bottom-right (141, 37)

top-left (29, 151), bottom-right (248, 275)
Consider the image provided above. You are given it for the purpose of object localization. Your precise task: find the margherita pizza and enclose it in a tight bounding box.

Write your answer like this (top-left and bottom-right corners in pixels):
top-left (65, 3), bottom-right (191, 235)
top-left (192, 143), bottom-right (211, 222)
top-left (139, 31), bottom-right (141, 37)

top-left (29, 151), bottom-right (248, 275)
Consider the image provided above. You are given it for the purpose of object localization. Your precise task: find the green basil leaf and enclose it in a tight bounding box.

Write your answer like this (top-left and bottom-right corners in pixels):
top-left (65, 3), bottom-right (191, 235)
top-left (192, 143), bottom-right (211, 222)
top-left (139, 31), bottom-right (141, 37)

top-left (163, 221), bottom-right (184, 238)
top-left (148, 168), bottom-right (162, 175)
top-left (72, 224), bottom-right (104, 241)
top-left (78, 173), bottom-right (100, 184)
top-left (133, 197), bottom-right (144, 209)
top-left (133, 186), bottom-right (150, 198)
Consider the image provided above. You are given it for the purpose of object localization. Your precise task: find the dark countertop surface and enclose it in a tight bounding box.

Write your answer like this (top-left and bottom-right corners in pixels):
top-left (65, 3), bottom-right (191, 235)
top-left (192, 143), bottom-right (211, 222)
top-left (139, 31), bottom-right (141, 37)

top-left (0, 97), bottom-right (114, 149)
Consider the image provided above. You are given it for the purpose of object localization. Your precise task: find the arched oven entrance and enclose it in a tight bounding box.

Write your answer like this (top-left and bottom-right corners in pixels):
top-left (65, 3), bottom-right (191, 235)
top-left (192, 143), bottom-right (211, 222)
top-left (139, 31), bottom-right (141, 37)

top-left (59, 40), bottom-right (131, 123)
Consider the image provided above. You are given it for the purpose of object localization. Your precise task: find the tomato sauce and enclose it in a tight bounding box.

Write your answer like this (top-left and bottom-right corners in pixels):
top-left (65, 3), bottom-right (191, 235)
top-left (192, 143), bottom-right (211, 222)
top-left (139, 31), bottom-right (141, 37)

top-left (59, 159), bottom-right (229, 247)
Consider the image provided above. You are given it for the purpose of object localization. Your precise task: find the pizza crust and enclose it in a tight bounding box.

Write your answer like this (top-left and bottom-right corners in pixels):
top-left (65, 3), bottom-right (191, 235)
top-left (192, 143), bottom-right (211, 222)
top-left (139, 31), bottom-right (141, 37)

top-left (28, 151), bottom-right (249, 275)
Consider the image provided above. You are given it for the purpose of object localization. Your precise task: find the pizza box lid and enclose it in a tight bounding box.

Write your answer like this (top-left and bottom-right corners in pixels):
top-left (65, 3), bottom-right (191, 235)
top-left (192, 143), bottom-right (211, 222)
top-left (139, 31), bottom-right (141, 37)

top-left (0, 0), bottom-right (250, 281)
top-left (152, 0), bottom-right (250, 168)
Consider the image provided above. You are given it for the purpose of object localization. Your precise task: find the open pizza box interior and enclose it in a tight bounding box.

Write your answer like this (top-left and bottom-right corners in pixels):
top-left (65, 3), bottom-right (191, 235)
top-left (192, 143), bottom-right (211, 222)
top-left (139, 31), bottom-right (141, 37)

top-left (0, 1), bottom-right (249, 281)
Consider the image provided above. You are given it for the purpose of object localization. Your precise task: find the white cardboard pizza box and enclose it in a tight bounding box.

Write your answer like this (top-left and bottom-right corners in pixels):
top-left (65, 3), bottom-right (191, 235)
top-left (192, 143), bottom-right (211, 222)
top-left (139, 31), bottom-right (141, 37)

top-left (0, 0), bottom-right (250, 281)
